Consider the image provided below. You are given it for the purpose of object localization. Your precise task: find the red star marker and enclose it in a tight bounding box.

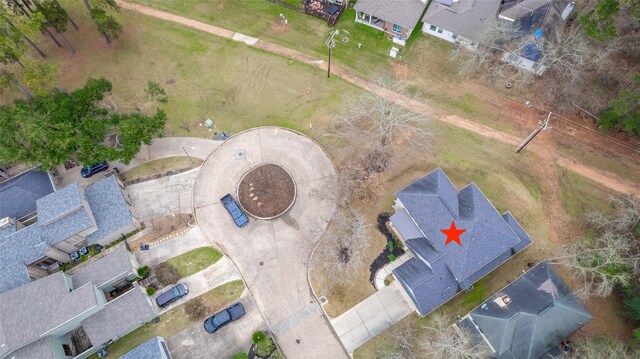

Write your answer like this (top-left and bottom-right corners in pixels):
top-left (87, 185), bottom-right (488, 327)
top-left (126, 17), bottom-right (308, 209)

top-left (441, 220), bottom-right (466, 246)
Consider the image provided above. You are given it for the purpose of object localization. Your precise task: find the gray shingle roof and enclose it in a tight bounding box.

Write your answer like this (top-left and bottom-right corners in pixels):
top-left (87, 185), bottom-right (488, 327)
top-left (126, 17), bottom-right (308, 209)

top-left (9, 337), bottom-right (55, 359)
top-left (39, 207), bottom-right (94, 245)
top-left (119, 336), bottom-right (170, 359)
top-left (499, 0), bottom-right (551, 21)
top-left (423, 0), bottom-right (503, 42)
top-left (391, 168), bottom-right (532, 316)
top-left (72, 246), bottom-right (136, 289)
top-left (36, 182), bottom-right (83, 225)
top-left (0, 272), bottom-right (99, 358)
top-left (390, 208), bottom-right (424, 241)
top-left (82, 283), bottom-right (157, 347)
top-left (459, 262), bottom-right (592, 358)
top-left (0, 169), bottom-right (54, 220)
top-left (0, 176), bottom-right (136, 294)
top-left (85, 176), bottom-right (135, 244)
top-left (0, 225), bottom-right (49, 293)
top-left (355, 0), bottom-right (428, 29)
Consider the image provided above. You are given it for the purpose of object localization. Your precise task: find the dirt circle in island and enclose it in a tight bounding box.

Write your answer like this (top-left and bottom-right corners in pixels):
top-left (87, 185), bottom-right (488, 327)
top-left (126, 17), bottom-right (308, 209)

top-left (237, 163), bottom-right (296, 219)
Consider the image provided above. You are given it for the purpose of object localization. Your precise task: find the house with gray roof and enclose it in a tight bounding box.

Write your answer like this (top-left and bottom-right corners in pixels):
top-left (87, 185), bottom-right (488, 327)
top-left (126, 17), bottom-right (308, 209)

top-left (119, 336), bottom-right (172, 359)
top-left (0, 168), bottom-right (54, 222)
top-left (457, 261), bottom-right (592, 358)
top-left (354, 0), bottom-right (428, 46)
top-left (389, 168), bottom-right (532, 316)
top-left (0, 175), bottom-right (138, 294)
top-left (0, 245), bottom-right (156, 359)
top-left (422, 0), bottom-right (503, 46)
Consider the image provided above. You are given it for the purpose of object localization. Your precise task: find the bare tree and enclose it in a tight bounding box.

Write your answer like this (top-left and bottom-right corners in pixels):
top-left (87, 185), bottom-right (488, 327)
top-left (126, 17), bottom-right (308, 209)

top-left (550, 194), bottom-right (640, 298)
top-left (421, 311), bottom-right (490, 359)
top-left (570, 337), bottom-right (638, 359)
top-left (312, 203), bottom-right (370, 286)
top-left (375, 320), bottom-right (420, 359)
top-left (327, 76), bottom-right (433, 166)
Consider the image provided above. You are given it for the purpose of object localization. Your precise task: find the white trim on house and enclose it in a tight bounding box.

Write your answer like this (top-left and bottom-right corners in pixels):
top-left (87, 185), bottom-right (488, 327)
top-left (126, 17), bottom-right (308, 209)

top-left (422, 22), bottom-right (457, 43)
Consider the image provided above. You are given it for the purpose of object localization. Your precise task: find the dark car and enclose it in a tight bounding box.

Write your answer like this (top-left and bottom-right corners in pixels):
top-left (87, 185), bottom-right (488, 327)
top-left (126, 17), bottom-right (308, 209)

top-left (203, 302), bottom-right (245, 334)
top-left (220, 194), bottom-right (249, 227)
top-left (155, 283), bottom-right (188, 308)
top-left (80, 161), bottom-right (109, 178)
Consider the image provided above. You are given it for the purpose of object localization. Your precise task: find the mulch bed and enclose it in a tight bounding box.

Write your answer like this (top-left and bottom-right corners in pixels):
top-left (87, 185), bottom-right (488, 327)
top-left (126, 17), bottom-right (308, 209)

top-left (369, 212), bottom-right (405, 286)
top-left (129, 213), bottom-right (194, 249)
top-left (238, 164), bottom-right (295, 219)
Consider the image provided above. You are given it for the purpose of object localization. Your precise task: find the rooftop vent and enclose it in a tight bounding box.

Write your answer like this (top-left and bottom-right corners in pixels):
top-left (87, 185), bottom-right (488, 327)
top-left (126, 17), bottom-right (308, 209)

top-left (494, 295), bottom-right (512, 308)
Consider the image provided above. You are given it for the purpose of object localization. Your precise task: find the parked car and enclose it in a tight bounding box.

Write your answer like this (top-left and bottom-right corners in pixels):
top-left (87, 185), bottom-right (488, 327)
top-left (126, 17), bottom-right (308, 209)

top-left (80, 161), bottom-right (109, 178)
top-left (155, 283), bottom-right (188, 308)
top-left (220, 194), bottom-right (249, 227)
top-left (203, 302), bottom-right (245, 333)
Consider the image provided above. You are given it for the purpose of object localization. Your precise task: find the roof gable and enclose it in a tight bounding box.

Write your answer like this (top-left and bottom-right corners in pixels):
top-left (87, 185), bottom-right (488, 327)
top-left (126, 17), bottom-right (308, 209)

top-left (36, 183), bottom-right (83, 224)
top-left (0, 169), bottom-right (54, 220)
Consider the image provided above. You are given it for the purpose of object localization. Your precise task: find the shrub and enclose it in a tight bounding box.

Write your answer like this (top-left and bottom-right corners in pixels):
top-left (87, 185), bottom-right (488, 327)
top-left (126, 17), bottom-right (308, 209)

top-left (155, 263), bottom-right (181, 286)
top-left (231, 353), bottom-right (249, 359)
top-left (184, 298), bottom-right (207, 321)
top-left (387, 253), bottom-right (396, 261)
top-left (137, 265), bottom-right (150, 278)
top-left (384, 279), bottom-right (390, 286)
top-left (255, 337), bottom-right (275, 357)
top-left (146, 286), bottom-right (156, 296)
top-left (268, 350), bottom-right (284, 359)
top-left (252, 330), bottom-right (267, 344)
top-left (387, 240), bottom-right (394, 253)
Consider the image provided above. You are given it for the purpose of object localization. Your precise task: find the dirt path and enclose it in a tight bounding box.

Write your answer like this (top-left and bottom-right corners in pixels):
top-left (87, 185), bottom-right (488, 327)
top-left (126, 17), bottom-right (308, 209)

top-left (117, 0), bottom-right (639, 196)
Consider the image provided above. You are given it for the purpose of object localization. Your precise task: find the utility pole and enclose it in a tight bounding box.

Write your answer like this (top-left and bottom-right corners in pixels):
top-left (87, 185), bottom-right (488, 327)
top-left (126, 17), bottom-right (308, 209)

top-left (325, 30), bottom-right (338, 78)
top-left (515, 112), bottom-right (552, 153)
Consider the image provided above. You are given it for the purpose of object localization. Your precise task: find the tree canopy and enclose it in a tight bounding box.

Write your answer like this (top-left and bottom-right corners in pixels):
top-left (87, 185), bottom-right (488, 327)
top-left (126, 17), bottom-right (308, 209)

top-left (0, 78), bottom-right (166, 169)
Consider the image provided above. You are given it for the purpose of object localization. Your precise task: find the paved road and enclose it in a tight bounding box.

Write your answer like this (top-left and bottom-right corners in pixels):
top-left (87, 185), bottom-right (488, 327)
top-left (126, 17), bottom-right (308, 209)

top-left (330, 283), bottom-right (413, 355)
top-left (193, 128), bottom-right (347, 359)
top-left (167, 290), bottom-right (267, 359)
top-left (126, 169), bottom-right (199, 224)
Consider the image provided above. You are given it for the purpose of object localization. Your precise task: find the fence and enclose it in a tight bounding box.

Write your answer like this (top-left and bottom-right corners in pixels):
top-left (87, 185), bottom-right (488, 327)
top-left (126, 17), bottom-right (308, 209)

top-left (267, 0), bottom-right (346, 27)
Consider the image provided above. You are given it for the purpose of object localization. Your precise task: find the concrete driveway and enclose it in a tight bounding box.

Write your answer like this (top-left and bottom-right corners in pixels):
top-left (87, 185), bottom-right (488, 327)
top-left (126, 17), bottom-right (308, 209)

top-left (154, 258), bottom-right (242, 314)
top-left (126, 168), bottom-right (199, 224)
top-left (167, 290), bottom-right (267, 359)
top-left (135, 227), bottom-right (210, 267)
top-left (193, 127), bottom-right (347, 359)
top-left (330, 283), bottom-right (414, 355)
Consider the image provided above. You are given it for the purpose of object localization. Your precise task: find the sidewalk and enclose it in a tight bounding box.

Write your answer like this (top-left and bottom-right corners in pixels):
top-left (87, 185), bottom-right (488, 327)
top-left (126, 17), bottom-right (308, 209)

top-left (373, 253), bottom-right (412, 289)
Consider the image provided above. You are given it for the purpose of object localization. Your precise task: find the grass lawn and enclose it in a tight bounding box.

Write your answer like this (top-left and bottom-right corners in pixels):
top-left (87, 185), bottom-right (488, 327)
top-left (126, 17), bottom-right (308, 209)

top-left (163, 247), bottom-right (223, 278)
top-left (89, 279), bottom-right (244, 358)
top-left (1, 0), bottom-right (362, 137)
top-left (558, 166), bottom-right (615, 224)
top-left (122, 156), bottom-right (203, 182)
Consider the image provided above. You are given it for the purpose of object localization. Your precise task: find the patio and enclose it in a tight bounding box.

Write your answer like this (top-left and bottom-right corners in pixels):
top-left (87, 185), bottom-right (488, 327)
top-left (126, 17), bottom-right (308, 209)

top-left (304, 0), bottom-right (345, 26)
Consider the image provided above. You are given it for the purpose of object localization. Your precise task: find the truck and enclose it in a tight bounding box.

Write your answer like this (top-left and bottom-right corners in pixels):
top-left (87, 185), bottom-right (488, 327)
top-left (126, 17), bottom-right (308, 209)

top-left (220, 194), bottom-right (249, 227)
top-left (203, 302), bottom-right (245, 334)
